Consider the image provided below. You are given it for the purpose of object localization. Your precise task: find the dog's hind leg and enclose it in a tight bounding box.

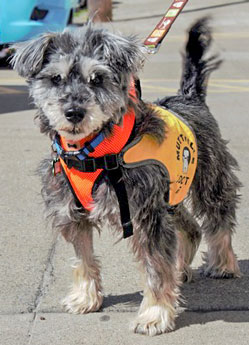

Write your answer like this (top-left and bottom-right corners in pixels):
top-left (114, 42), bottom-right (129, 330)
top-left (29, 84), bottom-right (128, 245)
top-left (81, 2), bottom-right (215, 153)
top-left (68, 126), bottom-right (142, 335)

top-left (166, 17), bottom-right (241, 280)
top-left (61, 222), bottom-right (103, 313)
top-left (130, 212), bottom-right (180, 336)
top-left (203, 227), bottom-right (241, 279)
top-left (192, 144), bottom-right (241, 279)
top-left (174, 204), bottom-right (202, 282)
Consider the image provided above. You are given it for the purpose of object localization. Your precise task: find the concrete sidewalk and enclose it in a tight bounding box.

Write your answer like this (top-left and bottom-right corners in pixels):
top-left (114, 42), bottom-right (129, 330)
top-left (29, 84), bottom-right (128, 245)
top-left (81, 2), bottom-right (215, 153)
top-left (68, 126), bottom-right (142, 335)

top-left (0, 1), bottom-right (249, 344)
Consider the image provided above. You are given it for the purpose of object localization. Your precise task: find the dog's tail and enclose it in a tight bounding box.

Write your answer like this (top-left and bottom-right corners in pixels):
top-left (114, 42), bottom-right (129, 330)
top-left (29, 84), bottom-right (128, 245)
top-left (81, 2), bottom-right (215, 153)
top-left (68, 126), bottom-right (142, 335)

top-left (179, 17), bottom-right (222, 102)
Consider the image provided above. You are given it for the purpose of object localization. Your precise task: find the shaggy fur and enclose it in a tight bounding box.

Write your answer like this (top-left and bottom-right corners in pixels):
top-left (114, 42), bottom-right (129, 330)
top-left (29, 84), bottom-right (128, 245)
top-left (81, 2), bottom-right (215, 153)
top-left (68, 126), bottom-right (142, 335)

top-left (12, 17), bottom-right (241, 336)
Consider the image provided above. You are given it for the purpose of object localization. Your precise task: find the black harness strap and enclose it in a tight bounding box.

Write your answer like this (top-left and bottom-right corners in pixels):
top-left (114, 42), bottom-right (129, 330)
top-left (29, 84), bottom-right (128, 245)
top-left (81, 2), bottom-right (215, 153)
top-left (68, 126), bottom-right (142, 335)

top-left (63, 154), bottom-right (119, 172)
top-left (107, 168), bottom-right (133, 239)
top-left (62, 154), bottom-right (133, 238)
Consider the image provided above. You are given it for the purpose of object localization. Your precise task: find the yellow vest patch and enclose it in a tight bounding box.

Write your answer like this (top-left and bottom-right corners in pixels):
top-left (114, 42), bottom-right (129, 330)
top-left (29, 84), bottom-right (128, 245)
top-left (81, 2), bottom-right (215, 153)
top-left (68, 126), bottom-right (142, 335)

top-left (122, 106), bottom-right (198, 206)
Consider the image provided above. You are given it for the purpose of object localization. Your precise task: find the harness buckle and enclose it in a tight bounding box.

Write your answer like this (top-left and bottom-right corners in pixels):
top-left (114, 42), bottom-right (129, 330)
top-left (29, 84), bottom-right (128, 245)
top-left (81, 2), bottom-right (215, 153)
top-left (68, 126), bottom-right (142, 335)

top-left (104, 154), bottom-right (119, 170)
top-left (83, 158), bottom-right (96, 172)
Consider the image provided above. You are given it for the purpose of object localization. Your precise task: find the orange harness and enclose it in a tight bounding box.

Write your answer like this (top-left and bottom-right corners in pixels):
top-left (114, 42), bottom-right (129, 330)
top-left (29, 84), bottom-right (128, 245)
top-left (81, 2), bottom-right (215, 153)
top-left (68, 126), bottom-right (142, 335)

top-left (59, 110), bottom-right (135, 211)
top-left (53, 105), bottom-right (197, 237)
top-left (123, 106), bottom-right (198, 205)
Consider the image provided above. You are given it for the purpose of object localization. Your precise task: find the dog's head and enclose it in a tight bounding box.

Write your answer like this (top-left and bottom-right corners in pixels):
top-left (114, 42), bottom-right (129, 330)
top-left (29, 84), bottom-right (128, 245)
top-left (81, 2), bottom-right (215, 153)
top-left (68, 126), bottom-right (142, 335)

top-left (12, 24), bottom-right (144, 140)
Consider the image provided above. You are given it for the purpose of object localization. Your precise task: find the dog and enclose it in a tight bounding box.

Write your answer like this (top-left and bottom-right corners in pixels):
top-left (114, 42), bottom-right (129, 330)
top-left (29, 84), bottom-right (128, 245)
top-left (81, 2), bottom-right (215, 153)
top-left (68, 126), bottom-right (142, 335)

top-left (12, 18), bottom-right (241, 336)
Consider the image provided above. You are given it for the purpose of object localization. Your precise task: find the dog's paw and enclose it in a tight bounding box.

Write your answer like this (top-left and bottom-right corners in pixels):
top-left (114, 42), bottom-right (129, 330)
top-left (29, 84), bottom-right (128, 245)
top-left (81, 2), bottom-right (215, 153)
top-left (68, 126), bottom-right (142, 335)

top-left (62, 285), bottom-right (103, 314)
top-left (131, 305), bottom-right (175, 336)
top-left (202, 251), bottom-right (241, 279)
top-left (202, 267), bottom-right (241, 279)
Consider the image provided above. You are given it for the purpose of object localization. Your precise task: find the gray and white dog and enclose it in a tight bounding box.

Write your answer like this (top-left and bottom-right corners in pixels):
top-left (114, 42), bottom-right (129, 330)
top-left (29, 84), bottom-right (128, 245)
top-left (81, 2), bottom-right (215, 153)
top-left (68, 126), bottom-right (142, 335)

top-left (12, 18), bottom-right (241, 336)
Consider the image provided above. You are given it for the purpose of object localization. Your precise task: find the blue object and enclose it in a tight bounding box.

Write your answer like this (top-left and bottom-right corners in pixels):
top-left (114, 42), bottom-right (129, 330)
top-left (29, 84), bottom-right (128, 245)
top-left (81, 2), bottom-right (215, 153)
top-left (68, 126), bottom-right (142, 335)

top-left (54, 130), bottom-right (107, 162)
top-left (0, 0), bottom-right (78, 45)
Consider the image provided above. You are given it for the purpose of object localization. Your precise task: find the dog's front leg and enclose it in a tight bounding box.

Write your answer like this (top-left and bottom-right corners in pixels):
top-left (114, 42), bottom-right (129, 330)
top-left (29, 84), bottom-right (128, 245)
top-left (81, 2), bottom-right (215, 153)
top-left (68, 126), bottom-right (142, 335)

top-left (62, 224), bottom-right (103, 314)
top-left (130, 213), bottom-right (180, 336)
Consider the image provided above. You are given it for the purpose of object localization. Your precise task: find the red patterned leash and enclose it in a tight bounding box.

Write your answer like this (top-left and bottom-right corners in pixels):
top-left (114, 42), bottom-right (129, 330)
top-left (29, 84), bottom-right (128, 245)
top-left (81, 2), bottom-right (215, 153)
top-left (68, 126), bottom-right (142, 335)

top-left (144, 0), bottom-right (189, 54)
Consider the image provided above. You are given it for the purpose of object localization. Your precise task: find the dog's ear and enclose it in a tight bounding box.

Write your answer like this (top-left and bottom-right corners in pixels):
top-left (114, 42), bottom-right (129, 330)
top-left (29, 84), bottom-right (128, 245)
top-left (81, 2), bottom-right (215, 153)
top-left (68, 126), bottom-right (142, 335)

top-left (11, 33), bottom-right (56, 78)
top-left (84, 27), bottom-right (145, 75)
top-left (102, 33), bottom-right (145, 75)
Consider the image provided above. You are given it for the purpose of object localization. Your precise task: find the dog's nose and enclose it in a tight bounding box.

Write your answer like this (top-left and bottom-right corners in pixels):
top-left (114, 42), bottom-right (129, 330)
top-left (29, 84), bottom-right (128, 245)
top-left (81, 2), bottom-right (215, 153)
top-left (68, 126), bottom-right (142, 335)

top-left (65, 108), bottom-right (85, 124)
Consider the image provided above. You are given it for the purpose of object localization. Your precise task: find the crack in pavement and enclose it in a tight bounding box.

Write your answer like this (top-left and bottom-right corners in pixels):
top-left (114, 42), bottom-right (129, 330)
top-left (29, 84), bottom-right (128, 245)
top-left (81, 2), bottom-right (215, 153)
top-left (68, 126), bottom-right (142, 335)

top-left (27, 234), bottom-right (59, 344)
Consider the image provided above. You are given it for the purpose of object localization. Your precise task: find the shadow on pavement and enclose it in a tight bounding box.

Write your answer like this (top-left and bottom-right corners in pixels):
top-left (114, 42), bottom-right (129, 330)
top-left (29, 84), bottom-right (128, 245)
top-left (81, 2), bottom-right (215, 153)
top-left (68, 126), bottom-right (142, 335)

top-left (0, 58), bottom-right (10, 68)
top-left (0, 59), bottom-right (35, 114)
top-left (182, 260), bottom-right (249, 312)
top-left (103, 291), bottom-right (142, 310)
top-left (103, 260), bottom-right (249, 317)
top-left (0, 85), bottom-right (34, 114)
top-left (176, 306), bottom-right (249, 331)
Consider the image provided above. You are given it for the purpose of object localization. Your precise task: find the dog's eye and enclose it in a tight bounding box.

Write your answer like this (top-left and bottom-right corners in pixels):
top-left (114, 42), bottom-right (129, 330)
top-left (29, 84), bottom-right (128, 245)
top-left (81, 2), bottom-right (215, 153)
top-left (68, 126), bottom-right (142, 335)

top-left (51, 75), bottom-right (62, 85)
top-left (87, 73), bottom-right (103, 87)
